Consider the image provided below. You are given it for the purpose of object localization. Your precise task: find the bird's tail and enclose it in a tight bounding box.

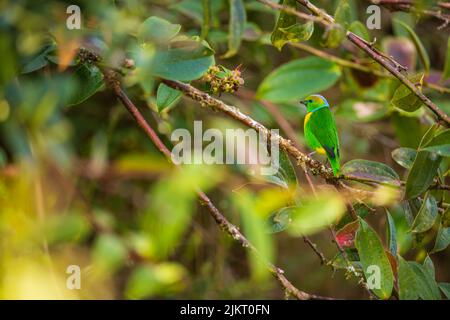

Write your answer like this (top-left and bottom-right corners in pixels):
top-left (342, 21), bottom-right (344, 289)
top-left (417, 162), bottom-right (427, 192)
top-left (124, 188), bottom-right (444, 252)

top-left (329, 156), bottom-right (340, 177)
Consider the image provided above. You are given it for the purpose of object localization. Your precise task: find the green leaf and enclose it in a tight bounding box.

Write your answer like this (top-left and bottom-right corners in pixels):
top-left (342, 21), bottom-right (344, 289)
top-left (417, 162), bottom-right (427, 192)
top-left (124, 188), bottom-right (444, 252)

top-left (420, 123), bottom-right (439, 147)
top-left (403, 198), bottom-right (422, 226)
top-left (234, 192), bottom-right (274, 280)
top-left (267, 207), bottom-right (293, 234)
top-left (355, 219), bottom-right (394, 299)
top-left (411, 193), bottom-right (438, 233)
top-left (92, 234), bottom-right (128, 273)
top-left (422, 129), bottom-right (450, 157)
top-left (386, 210), bottom-right (397, 255)
top-left (278, 21), bottom-right (314, 45)
top-left (423, 255), bottom-right (435, 279)
top-left (321, 0), bottom-right (350, 48)
top-left (138, 16), bottom-right (181, 45)
top-left (287, 192), bottom-right (346, 236)
top-left (408, 261), bottom-right (441, 300)
top-left (405, 151), bottom-right (442, 199)
top-left (394, 20), bottom-right (430, 73)
top-left (67, 63), bottom-right (104, 106)
top-left (391, 74), bottom-right (424, 112)
top-left (256, 57), bottom-right (341, 103)
top-left (222, 0), bottom-right (246, 58)
top-left (125, 263), bottom-right (186, 299)
top-left (45, 212), bottom-right (91, 245)
top-left (443, 37), bottom-right (450, 81)
top-left (156, 83), bottom-right (182, 112)
top-left (335, 0), bottom-right (352, 28)
top-left (201, 0), bottom-right (211, 39)
top-left (322, 24), bottom-right (345, 49)
top-left (391, 147), bottom-right (417, 170)
top-left (148, 38), bottom-right (215, 81)
top-left (442, 207), bottom-right (450, 227)
top-left (398, 256), bottom-right (419, 300)
top-left (341, 159), bottom-right (400, 185)
top-left (439, 282), bottom-right (450, 299)
top-left (432, 225), bottom-right (450, 253)
top-left (263, 150), bottom-right (297, 189)
top-left (22, 43), bottom-right (55, 74)
top-left (270, 0), bottom-right (297, 50)
top-left (348, 21), bottom-right (370, 42)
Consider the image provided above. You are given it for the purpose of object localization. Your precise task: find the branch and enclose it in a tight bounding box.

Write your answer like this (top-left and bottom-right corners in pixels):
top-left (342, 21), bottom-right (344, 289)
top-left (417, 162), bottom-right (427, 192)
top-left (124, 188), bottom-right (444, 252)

top-left (372, 0), bottom-right (450, 29)
top-left (163, 78), bottom-right (335, 179)
top-left (162, 79), bottom-right (407, 191)
top-left (290, 42), bottom-right (450, 94)
top-left (101, 70), bottom-right (332, 300)
top-left (291, 0), bottom-right (450, 126)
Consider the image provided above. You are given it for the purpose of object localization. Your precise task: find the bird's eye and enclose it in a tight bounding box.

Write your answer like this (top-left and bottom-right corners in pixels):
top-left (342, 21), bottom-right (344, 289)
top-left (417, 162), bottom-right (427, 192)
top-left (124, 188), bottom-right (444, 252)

top-left (308, 99), bottom-right (313, 103)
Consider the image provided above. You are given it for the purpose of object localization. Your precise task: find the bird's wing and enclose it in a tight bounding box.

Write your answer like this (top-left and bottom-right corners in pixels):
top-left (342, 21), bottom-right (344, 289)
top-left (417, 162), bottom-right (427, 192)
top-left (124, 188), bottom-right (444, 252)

top-left (308, 108), bottom-right (340, 160)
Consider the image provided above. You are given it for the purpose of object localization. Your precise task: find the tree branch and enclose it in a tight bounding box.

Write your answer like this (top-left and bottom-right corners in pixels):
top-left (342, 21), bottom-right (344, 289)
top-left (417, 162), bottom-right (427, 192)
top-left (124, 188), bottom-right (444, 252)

top-left (291, 0), bottom-right (450, 126)
top-left (102, 70), bottom-right (332, 300)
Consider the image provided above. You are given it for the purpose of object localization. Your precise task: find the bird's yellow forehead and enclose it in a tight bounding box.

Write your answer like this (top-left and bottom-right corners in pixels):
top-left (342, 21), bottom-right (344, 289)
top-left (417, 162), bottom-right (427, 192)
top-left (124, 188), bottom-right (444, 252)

top-left (305, 94), bottom-right (327, 104)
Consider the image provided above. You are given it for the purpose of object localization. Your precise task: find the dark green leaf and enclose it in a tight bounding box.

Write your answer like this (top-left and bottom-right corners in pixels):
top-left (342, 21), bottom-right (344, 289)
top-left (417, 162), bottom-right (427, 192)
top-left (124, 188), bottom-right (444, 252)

top-left (408, 261), bottom-right (441, 300)
top-left (341, 159), bottom-right (400, 185)
top-left (439, 282), bottom-right (450, 299)
top-left (22, 43), bottom-right (55, 74)
top-left (411, 193), bottom-right (438, 233)
top-left (386, 210), bottom-right (397, 255)
top-left (391, 147), bottom-right (417, 170)
top-left (422, 129), bottom-right (450, 157)
top-left (263, 150), bottom-right (297, 189)
top-left (267, 207), bottom-right (293, 234)
top-left (148, 39), bottom-right (215, 81)
top-left (222, 0), bottom-right (246, 58)
top-left (394, 20), bottom-right (430, 72)
top-left (423, 255), bottom-right (435, 279)
top-left (405, 151), bottom-right (442, 199)
top-left (67, 63), bottom-right (104, 106)
top-left (432, 225), bottom-right (450, 253)
top-left (355, 219), bottom-right (394, 299)
top-left (156, 83), bottom-right (182, 112)
top-left (138, 16), bottom-right (181, 44)
top-left (398, 256), bottom-right (419, 300)
top-left (256, 57), bottom-right (341, 103)
top-left (420, 123), bottom-right (439, 147)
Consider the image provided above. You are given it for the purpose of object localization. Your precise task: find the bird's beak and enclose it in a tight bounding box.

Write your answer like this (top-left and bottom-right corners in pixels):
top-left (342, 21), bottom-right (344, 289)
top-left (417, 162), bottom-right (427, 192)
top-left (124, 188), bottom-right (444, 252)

top-left (299, 100), bottom-right (307, 108)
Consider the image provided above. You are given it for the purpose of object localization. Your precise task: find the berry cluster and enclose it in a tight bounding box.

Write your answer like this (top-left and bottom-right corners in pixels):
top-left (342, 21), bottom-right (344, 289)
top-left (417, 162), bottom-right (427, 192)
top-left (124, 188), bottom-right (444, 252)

top-left (202, 65), bottom-right (244, 95)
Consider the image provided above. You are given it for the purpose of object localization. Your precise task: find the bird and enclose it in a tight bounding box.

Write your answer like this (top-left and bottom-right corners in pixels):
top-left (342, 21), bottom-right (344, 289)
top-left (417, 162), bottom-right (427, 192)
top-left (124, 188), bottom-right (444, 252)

top-left (301, 94), bottom-right (341, 177)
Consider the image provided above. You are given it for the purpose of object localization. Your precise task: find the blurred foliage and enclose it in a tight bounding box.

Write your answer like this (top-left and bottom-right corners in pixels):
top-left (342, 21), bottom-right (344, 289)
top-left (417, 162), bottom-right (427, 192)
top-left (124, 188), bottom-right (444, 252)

top-left (0, 0), bottom-right (450, 300)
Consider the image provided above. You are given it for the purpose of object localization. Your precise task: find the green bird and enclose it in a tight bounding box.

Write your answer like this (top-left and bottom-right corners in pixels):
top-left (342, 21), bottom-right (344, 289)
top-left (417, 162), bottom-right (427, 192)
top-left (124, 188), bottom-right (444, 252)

top-left (301, 94), bottom-right (341, 177)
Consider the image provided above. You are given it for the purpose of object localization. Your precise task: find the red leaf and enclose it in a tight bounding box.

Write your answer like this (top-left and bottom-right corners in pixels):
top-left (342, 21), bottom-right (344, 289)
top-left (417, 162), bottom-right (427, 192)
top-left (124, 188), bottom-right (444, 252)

top-left (336, 220), bottom-right (360, 248)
